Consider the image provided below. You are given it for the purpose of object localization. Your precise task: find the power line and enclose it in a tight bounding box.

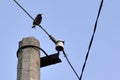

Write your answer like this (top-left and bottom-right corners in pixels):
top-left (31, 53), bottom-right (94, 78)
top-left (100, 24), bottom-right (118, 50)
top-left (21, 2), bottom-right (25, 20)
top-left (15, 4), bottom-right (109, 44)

top-left (13, 0), bottom-right (34, 21)
top-left (79, 0), bottom-right (104, 80)
top-left (62, 50), bottom-right (79, 80)
top-left (17, 45), bottom-right (49, 57)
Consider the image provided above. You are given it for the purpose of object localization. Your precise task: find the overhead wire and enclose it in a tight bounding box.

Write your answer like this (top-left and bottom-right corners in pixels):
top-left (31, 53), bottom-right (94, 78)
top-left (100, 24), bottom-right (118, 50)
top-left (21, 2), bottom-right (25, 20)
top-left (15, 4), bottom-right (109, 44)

top-left (17, 45), bottom-right (49, 57)
top-left (62, 50), bottom-right (79, 80)
top-left (13, 0), bottom-right (57, 44)
top-left (79, 0), bottom-right (104, 80)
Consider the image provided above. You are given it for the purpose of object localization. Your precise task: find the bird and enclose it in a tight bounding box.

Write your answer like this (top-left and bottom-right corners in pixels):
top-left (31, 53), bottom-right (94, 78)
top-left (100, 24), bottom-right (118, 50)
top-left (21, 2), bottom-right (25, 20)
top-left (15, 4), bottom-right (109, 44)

top-left (32, 14), bottom-right (42, 28)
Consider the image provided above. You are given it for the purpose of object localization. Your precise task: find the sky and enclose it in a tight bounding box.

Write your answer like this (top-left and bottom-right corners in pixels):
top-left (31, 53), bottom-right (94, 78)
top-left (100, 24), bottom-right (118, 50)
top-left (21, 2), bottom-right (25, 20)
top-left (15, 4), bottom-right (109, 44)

top-left (0, 0), bottom-right (120, 80)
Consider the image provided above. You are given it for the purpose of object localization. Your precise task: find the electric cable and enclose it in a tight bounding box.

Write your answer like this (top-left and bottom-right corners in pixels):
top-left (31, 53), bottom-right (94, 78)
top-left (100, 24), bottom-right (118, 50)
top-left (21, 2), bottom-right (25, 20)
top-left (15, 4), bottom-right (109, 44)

top-left (79, 0), bottom-right (104, 80)
top-left (62, 50), bottom-right (79, 80)
top-left (13, 0), bottom-right (57, 44)
top-left (17, 45), bottom-right (49, 57)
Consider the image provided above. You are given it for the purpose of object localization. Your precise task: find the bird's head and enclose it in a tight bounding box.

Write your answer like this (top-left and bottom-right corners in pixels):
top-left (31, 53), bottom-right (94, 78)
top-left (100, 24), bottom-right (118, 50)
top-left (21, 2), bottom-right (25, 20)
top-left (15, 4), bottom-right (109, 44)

top-left (38, 14), bottom-right (43, 16)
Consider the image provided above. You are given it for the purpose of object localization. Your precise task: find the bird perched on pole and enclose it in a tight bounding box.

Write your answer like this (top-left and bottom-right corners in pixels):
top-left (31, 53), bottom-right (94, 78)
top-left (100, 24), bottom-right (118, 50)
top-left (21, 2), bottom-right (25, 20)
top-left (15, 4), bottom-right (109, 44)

top-left (32, 14), bottom-right (42, 28)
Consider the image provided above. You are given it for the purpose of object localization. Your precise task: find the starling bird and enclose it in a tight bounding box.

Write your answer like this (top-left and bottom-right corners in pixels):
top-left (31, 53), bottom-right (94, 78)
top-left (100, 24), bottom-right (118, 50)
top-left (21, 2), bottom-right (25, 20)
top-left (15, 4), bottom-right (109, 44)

top-left (32, 14), bottom-right (42, 28)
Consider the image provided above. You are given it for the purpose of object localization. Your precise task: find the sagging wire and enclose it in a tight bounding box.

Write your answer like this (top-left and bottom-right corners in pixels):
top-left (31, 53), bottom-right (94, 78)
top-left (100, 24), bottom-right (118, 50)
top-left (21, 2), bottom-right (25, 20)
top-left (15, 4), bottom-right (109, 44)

top-left (63, 50), bottom-right (79, 80)
top-left (13, 0), bottom-right (57, 44)
top-left (56, 40), bottom-right (79, 79)
top-left (79, 0), bottom-right (104, 80)
top-left (17, 45), bottom-right (49, 57)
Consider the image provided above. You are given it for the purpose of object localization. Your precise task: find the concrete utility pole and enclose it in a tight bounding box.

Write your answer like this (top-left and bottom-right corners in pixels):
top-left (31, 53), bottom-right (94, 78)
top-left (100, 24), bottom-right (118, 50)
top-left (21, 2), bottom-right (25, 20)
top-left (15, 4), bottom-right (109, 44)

top-left (17, 37), bottom-right (40, 80)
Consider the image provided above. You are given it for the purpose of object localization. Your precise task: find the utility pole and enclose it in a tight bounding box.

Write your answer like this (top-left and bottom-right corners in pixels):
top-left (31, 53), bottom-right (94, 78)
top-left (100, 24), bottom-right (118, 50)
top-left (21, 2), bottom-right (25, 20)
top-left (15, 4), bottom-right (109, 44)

top-left (17, 37), bottom-right (40, 80)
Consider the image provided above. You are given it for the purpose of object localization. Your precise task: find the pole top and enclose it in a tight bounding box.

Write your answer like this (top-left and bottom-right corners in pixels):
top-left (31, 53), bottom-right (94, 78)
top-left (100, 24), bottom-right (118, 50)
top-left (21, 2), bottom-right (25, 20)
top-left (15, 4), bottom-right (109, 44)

top-left (19, 37), bottom-right (40, 48)
top-left (17, 37), bottom-right (40, 57)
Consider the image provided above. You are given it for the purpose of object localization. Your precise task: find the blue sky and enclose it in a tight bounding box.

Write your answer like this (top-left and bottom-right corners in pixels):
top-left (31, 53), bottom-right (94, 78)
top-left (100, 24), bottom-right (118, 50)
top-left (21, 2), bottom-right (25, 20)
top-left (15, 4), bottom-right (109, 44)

top-left (0, 0), bottom-right (120, 80)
